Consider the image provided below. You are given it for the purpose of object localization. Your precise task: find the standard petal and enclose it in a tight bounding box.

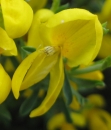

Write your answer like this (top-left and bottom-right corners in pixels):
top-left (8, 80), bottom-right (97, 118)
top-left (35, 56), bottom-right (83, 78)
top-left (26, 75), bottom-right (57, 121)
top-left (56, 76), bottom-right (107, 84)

top-left (40, 9), bottom-right (98, 46)
top-left (30, 55), bottom-right (64, 117)
top-left (40, 9), bottom-right (103, 67)
top-left (0, 27), bottom-right (17, 56)
top-left (27, 9), bottom-right (54, 48)
top-left (0, 64), bottom-right (11, 104)
top-left (1, 0), bottom-right (33, 38)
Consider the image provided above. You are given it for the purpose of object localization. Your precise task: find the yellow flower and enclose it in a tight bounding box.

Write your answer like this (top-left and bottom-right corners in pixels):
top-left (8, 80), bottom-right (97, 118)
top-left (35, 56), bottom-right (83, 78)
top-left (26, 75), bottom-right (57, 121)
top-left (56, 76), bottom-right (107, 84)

top-left (0, 64), bottom-right (11, 104)
top-left (0, 26), bottom-right (17, 103)
top-left (12, 8), bottom-right (103, 117)
top-left (97, 0), bottom-right (111, 58)
top-left (1, 0), bottom-right (33, 38)
top-left (73, 64), bottom-right (104, 81)
top-left (98, 0), bottom-right (111, 30)
top-left (98, 33), bottom-right (111, 58)
top-left (70, 94), bottom-right (111, 130)
top-left (88, 109), bottom-right (111, 130)
top-left (0, 0), bottom-right (34, 55)
top-left (0, 0), bottom-right (34, 103)
top-left (47, 112), bottom-right (85, 130)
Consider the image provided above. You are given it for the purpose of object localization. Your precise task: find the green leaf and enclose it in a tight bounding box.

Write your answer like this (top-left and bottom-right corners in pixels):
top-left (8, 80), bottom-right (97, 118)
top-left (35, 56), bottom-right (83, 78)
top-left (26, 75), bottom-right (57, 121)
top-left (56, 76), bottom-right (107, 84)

top-left (0, 105), bottom-right (11, 121)
top-left (51, 0), bottom-right (61, 13)
top-left (63, 71), bottom-right (73, 105)
top-left (19, 90), bottom-right (38, 116)
top-left (56, 3), bottom-right (70, 13)
top-left (71, 88), bottom-right (88, 107)
top-left (102, 22), bottom-right (107, 28)
top-left (59, 98), bottom-right (73, 123)
top-left (21, 46), bottom-right (36, 59)
top-left (69, 77), bottom-right (105, 90)
top-left (70, 56), bottom-right (111, 75)
top-left (102, 22), bottom-right (109, 35)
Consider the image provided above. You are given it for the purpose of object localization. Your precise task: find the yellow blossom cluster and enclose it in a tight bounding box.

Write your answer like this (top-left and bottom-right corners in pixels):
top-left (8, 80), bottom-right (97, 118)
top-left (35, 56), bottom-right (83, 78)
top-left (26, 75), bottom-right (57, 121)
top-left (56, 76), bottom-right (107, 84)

top-left (0, 0), bottom-right (104, 120)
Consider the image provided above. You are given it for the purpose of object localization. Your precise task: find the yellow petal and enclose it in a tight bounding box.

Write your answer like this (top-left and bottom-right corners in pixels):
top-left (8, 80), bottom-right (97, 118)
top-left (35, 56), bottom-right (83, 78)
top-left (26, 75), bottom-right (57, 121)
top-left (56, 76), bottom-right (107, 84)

top-left (89, 113), bottom-right (108, 130)
top-left (27, 0), bottom-right (47, 13)
top-left (21, 52), bottom-right (58, 90)
top-left (12, 51), bottom-right (39, 99)
top-left (4, 58), bottom-right (15, 72)
top-left (97, 110), bottom-right (111, 129)
top-left (71, 113), bottom-right (86, 127)
top-left (27, 9), bottom-right (54, 49)
top-left (87, 94), bottom-right (105, 107)
top-left (47, 113), bottom-right (66, 130)
top-left (12, 50), bottom-right (58, 99)
top-left (89, 110), bottom-right (111, 130)
top-left (40, 9), bottom-right (103, 67)
top-left (61, 123), bottom-right (76, 130)
top-left (75, 70), bottom-right (104, 81)
top-left (1, 0), bottom-right (33, 38)
top-left (30, 55), bottom-right (64, 117)
top-left (0, 64), bottom-right (11, 103)
top-left (97, 0), bottom-right (111, 23)
top-left (98, 34), bottom-right (111, 58)
top-left (70, 96), bottom-right (81, 110)
top-left (0, 27), bottom-right (17, 56)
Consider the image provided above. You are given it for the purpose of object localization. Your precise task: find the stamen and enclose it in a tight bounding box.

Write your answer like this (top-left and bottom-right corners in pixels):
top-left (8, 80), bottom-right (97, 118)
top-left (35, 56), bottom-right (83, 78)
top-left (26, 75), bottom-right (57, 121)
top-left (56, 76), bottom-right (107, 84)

top-left (43, 46), bottom-right (56, 56)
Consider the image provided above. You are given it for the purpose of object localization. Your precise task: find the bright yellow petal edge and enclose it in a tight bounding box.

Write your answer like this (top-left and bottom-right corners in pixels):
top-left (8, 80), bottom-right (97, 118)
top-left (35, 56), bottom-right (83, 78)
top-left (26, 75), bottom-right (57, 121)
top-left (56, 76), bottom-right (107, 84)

top-left (0, 64), bottom-right (11, 103)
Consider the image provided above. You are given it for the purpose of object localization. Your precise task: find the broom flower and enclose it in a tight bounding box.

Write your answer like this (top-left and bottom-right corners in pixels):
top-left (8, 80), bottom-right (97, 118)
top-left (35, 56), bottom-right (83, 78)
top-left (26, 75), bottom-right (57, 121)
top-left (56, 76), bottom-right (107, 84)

top-left (12, 8), bottom-right (103, 117)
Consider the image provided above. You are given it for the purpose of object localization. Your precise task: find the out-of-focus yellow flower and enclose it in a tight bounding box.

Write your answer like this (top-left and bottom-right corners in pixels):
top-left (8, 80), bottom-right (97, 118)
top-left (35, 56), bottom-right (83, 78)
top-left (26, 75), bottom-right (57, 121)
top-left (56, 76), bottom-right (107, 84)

top-left (4, 58), bottom-right (15, 73)
top-left (98, 0), bottom-right (111, 30)
top-left (61, 123), bottom-right (76, 130)
top-left (0, 64), bottom-right (11, 104)
top-left (23, 89), bottom-right (33, 98)
top-left (88, 109), bottom-right (111, 130)
top-left (1, 0), bottom-right (33, 38)
top-left (87, 94), bottom-right (105, 107)
top-left (82, 94), bottom-right (111, 130)
top-left (70, 97), bottom-right (81, 110)
top-left (70, 94), bottom-right (111, 130)
top-left (98, 34), bottom-right (111, 58)
top-left (74, 66), bottom-right (104, 81)
top-left (47, 112), bottom-right (85, 130)
top-left (97, 0), bottom-right (111, 58)
top-left (27, 0), bottom-right (47, 13)
top-left (12, 8), bottom-right (103, 117)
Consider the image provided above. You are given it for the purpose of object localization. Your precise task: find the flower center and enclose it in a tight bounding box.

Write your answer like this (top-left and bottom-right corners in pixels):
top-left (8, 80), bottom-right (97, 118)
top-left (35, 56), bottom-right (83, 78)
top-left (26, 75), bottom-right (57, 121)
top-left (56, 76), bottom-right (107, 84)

top-left (43, 46), bottom-right (56, 56)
